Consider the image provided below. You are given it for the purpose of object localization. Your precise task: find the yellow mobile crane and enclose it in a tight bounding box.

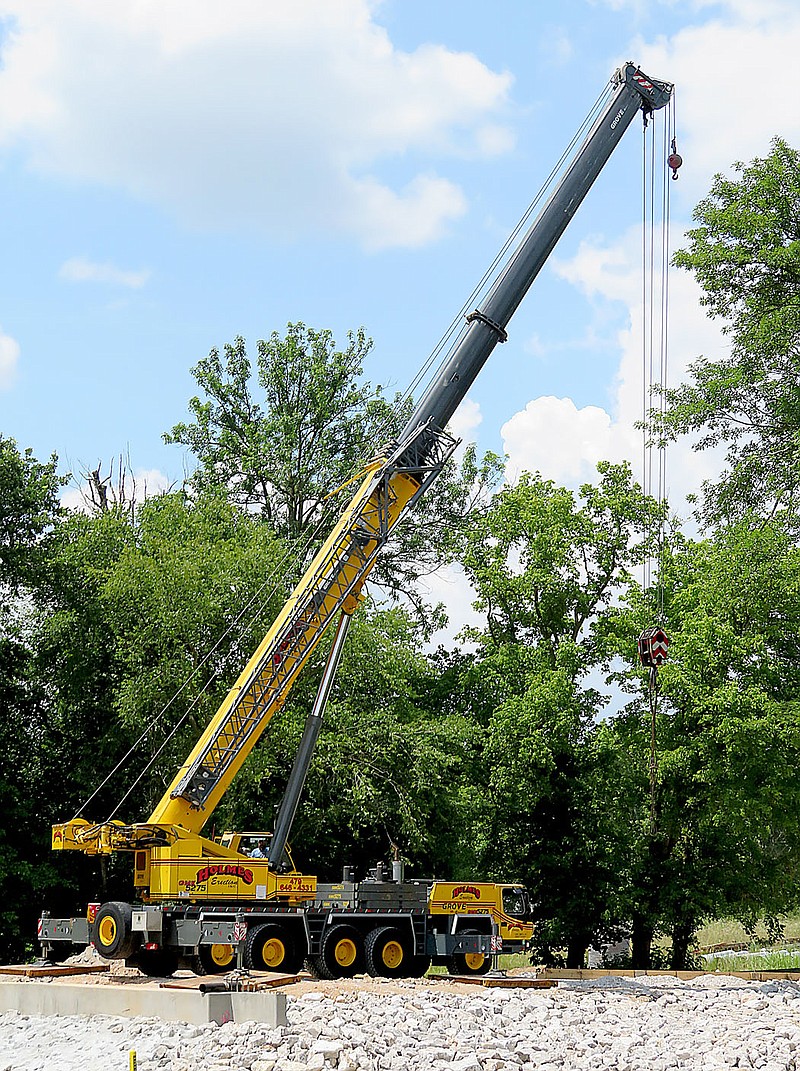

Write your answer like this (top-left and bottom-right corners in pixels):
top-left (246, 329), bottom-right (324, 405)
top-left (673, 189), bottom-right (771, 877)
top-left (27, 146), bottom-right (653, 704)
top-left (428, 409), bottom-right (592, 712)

top-left (40, 62), bottom-right (672, 980)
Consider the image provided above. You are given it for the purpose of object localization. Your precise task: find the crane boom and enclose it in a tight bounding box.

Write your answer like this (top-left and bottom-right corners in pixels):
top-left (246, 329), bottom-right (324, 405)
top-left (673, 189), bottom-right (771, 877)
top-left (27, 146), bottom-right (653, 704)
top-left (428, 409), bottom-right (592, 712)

top-left (54, 61), bottom-right (672, 852)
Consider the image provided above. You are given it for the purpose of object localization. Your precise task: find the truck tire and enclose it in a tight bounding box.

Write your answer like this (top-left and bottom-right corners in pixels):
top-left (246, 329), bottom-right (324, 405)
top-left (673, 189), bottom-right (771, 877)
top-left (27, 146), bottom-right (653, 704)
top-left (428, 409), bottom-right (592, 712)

top-left (304, 955), bottom-right (324, 979)
top-left (130, 947), bottom-right (179, 977)
top-left (245, 923), bottom-right (302, 973)
top-left (446, 928), bottom-right (492, 976)
top-left (365, 926), bottom-right (412, 979)
top-left (319, 925), bottom-right (364, 979)
top-left (408, 954), bottom-right (432, 977)
top-left (193, 943), bottom-right (236, 974)
top-left (91, 902), bottom-right (138, 960)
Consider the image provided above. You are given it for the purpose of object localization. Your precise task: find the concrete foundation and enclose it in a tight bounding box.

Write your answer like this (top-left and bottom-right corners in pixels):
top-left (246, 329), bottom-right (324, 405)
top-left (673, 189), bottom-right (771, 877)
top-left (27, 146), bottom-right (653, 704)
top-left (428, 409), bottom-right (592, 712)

top-left (0, 982), bottom-right (287, 1027)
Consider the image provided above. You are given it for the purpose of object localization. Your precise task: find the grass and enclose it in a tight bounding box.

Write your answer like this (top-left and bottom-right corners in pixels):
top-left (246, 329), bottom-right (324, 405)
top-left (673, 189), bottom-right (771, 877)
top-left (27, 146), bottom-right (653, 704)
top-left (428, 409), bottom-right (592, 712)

top-left (428, 952), bottom-right (530, 976)
top-left (702, 950), bottom-right (800, 972)
top-left (694, 915), bottom-right (800, 950)
top-left (692, 915), bottom-right (800, 973)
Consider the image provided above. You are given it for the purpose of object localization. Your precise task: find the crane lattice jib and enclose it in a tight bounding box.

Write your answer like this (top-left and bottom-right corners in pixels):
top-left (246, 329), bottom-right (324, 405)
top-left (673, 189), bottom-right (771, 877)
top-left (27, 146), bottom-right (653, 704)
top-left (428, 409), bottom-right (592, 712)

top-left (148, 423), bottom-right (457, 831)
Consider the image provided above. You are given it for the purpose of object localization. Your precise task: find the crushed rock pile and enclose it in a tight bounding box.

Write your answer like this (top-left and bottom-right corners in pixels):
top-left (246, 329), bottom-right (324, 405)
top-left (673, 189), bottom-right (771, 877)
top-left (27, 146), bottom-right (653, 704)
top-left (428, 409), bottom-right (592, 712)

top-left (3, 974), bottom-right (800, 1070)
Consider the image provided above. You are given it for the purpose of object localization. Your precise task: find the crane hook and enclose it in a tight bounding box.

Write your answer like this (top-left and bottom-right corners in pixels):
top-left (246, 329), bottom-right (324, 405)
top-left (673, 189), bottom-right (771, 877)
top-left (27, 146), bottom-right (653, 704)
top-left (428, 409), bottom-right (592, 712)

top-left (667, 137), bottom-right (682, 181)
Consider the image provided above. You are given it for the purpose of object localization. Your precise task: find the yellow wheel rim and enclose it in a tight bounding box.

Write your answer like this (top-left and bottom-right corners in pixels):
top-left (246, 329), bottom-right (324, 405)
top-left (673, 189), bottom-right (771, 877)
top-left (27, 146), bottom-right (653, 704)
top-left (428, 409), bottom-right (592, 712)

top-left (210, 943), bottom-right (234, 968)
top-left (262, 938), bottom-right (286, 969)
top-left (464, 952), bottom-right (486, 971)
top-left (382, 940), bottom-right (404, 970)
top-left (335, 938), bottom-right (357, 968)
top-left (98, 916), bottom-right (117, 948)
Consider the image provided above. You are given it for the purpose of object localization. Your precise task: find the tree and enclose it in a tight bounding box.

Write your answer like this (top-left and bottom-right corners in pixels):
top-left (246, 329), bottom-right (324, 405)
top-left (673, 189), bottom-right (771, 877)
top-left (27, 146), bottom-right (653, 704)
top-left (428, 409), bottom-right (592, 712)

top-left (165, 325), bottom-right (403, 536)
top-left (456, 463), bottom-right (664, 965)
top-left (654, 138), bottom-right (800, 531)
top-left (36, 492), bottom-right (292, 833)
top-left (606, 519), bottom-right (800, 967)
top-left (0, 435), bottom-right (63, 588)
top-left (166, 323), bottom-right (503, 627)
top-left (0, 437), bottom-right (66, 960)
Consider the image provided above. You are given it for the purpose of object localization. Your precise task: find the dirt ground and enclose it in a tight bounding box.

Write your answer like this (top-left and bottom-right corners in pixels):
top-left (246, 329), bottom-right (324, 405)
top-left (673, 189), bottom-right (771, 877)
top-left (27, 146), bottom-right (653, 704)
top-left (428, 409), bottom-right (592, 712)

top-left (17, 948), bottom-right (539, 998)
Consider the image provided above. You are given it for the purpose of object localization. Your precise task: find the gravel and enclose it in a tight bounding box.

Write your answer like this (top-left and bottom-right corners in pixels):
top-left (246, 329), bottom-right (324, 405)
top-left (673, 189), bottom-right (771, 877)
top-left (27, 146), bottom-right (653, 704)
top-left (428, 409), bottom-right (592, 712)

top-left (2, 974), bottom-right (800, 1070)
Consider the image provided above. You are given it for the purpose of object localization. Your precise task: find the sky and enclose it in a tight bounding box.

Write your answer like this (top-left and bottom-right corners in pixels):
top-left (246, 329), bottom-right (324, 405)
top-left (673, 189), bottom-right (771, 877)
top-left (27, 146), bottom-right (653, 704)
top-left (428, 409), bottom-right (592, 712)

top-left (1, 0), bottom-right (798, 633)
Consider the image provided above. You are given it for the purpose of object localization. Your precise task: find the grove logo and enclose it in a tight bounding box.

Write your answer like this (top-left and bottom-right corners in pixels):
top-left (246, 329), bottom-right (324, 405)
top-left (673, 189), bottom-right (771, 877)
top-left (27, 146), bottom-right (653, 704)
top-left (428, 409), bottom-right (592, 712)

top-left (451, 884), bottom-right (481, 899)
top-left (196, 864), bottom-right (253, 885)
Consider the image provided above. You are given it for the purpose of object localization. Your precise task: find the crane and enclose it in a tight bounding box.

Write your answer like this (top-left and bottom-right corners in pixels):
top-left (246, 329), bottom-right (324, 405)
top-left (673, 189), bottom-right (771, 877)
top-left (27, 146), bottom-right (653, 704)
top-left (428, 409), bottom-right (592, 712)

top-left (43, 62), bottom-right (673, 980)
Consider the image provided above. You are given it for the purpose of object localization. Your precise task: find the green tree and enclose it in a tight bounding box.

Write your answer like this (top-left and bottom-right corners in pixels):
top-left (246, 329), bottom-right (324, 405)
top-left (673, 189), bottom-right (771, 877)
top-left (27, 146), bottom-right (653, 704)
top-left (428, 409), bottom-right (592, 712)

top-left (165, 324), bottom-right (503, 626)
top-left (37, 492), bottom-right (291, 835)
top-left (607, 519), bottom-right (800, 967)
top-left (0, 437), bottom-right (66, 960)
top-left (457, 463), bottom-right (664, 965)
top-left (655, 138), bottom-right (800, 530)
top-left (165, 325), bottom-right (401, 536)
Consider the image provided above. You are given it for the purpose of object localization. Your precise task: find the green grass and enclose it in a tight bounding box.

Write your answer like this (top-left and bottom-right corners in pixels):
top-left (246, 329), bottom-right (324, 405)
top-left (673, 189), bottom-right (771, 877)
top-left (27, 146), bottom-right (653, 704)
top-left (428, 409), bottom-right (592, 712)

top-left (693, 915), bottom-right (800, 973)
top-left (694, 915), bottom-right (800, 950)
top-left (702, 950), bottom-right (800, 972)
top-left (428, 955), bottom-right (529, 981)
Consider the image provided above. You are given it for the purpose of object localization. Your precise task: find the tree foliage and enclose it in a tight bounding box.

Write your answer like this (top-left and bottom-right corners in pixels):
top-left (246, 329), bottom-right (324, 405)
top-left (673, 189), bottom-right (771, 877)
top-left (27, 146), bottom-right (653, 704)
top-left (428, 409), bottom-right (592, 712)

top-left (37, 492), bottom-right (291, 827)
top-left (606, 519), bottom-right (800, 966)
top-left (165, 324), bottom-right (503, 629)
top-left (0, 437), bottom-right (67, 960)
top-left (456, 463), bottom-right (664, 965)
top-left (655, 138), bottom-right (800, 530)
top-left (165, 324), bottom-right (404, 536)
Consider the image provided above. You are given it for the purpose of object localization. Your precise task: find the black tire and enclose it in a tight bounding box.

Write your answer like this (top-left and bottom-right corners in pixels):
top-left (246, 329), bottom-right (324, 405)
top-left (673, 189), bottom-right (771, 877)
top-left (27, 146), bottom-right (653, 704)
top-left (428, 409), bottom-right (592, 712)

top-left (91, 902), bottom-right (138, 960)
top-left (245, 923), bottom-right (302, 974)
top-left (304, 955), bottom-right (324, 979)
top-left (447, 929), bottom-right (492, 976)
top-left (408, 954), bottom-right (432, 978)
top-left (131, 947), bottom-right (180, 977)
top-left (365, 926), bottom-right (412, 979)
top-left (320, 925), bottom-right (364, 979)
top-left (193, 943), bottom-right (237, 975)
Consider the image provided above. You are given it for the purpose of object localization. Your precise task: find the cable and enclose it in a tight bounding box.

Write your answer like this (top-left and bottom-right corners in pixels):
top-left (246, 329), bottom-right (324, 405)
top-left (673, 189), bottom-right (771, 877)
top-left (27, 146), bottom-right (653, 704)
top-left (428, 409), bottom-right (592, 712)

top-left (640, 94), bottom-right (676, 836)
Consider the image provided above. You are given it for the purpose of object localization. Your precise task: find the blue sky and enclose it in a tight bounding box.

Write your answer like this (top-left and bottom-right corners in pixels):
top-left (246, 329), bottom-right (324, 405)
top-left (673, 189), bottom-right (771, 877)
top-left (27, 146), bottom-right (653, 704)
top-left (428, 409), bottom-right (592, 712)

top-left (1, 0), bottom-right (797, 531)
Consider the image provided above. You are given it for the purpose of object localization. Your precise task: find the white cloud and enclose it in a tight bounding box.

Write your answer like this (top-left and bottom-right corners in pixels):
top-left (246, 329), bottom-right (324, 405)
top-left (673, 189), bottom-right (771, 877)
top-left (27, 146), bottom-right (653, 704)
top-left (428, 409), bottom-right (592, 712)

top-left (634, 1), bottom-right (800, 205)
top-left (502, 223), bottom-right (728, 515)
top-left (449, 396), bottom-right (483, 443)
top-left (503, 395), bottom-right (630, 486)
top-left (0, 1), bottom-right (513, 250)
top-left (59, 257), bottom-right (150, 288)
top-left (0, 327), bottom-right (20, 389)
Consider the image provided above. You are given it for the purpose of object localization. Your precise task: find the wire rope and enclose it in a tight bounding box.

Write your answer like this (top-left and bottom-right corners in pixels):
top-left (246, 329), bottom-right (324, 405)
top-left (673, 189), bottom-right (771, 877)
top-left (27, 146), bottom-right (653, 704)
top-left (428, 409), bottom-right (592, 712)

top-left (640, 94), bottom-right (676, 835)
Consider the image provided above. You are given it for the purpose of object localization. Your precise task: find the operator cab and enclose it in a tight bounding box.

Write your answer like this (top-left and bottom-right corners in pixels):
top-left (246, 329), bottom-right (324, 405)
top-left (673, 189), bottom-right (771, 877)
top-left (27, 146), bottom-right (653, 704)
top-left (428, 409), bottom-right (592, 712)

top-left (217, 831), bottom-right (295, 871)
top-left (502, 885), bottom-right (533, 921)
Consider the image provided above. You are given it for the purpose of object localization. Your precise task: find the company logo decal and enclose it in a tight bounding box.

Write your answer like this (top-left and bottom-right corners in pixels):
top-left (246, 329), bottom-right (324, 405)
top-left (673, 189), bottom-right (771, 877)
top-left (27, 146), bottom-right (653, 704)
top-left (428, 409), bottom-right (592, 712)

top-left (451, 884), bottom-right (481, 899)
top-left (610, 105), bottom-right (628, 130)
top-left (196, 864), bottom-right (253, 885)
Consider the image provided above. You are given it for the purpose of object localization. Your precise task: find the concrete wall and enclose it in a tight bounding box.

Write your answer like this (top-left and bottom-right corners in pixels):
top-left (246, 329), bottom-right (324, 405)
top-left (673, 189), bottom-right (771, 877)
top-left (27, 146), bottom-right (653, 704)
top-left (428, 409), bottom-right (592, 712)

top-left (0, 982), bottom-right (287, 1027)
